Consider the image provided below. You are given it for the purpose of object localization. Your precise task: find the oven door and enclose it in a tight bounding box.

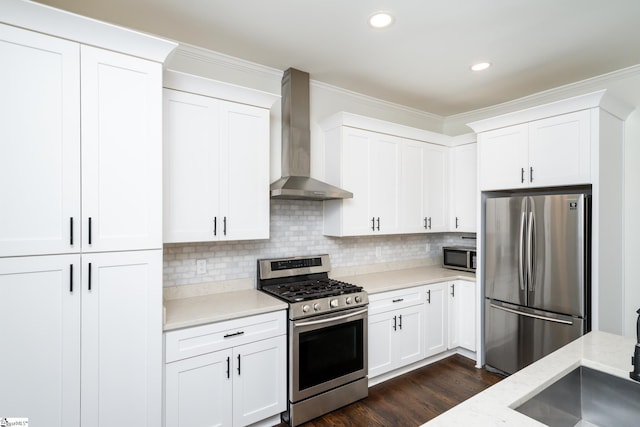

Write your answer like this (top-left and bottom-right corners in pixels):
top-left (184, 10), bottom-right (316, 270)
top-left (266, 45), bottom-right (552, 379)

top-left (290, 306), bottom-right (368, 403)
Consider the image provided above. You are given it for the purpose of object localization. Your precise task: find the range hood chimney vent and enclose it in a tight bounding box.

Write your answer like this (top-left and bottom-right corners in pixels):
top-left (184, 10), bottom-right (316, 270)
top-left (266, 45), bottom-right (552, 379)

top-left (270, 68), bottom-right (353, 200)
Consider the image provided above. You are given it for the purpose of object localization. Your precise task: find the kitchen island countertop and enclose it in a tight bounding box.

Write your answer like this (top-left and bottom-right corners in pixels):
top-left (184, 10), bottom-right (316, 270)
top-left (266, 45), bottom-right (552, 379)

top-left (422, 331), bottom-right (636, 426)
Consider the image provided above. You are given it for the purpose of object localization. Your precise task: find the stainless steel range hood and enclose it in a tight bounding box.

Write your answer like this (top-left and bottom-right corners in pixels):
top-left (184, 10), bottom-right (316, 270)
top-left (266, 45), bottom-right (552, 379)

top-left (270, 68), bottom-right (353, 201)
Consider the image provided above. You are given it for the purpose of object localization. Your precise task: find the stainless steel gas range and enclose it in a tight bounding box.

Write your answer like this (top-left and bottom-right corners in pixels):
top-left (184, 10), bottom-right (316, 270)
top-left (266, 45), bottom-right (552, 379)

top-left (257, 254), bottom-right (369, 426)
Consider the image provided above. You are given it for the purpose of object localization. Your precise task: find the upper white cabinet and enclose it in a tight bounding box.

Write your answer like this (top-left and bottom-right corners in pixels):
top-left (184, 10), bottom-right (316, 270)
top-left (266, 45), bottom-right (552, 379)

top-left (323, 126), bottom-right (401, 236)
top-left (477, 110), bottom-right (590, 191)
top-left (450, 143), bottom-right (477, 232)
top-left (0, 24), bottom-right (164, 256)
top-left (163, 71), bottom-right (276, 243)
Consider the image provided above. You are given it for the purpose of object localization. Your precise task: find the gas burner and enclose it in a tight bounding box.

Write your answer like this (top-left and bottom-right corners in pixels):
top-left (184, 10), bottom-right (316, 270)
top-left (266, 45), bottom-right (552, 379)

top-left (262, 278), bottom-right (363, 303)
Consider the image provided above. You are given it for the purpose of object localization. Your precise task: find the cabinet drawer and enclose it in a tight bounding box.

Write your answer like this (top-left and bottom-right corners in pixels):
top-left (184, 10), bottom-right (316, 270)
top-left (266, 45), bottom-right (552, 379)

top-left (368, 286), bottom-right (425, 315)
top-left (165, 310), bottom-right (286, 363)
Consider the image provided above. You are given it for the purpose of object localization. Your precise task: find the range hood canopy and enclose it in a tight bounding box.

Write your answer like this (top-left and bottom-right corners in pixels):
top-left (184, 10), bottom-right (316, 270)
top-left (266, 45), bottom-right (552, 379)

top-left (270, 68), bottom-right (353, 201)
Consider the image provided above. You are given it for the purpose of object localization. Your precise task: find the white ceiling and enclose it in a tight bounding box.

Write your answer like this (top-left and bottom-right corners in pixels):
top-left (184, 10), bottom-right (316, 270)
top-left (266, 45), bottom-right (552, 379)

top-left (35, 0), bottom-right (640, 116)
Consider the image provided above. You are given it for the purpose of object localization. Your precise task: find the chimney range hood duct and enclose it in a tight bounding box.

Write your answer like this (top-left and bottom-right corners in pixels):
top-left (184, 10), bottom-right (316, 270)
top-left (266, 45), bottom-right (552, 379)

top-left (270, 68), bottom-right (353, 200)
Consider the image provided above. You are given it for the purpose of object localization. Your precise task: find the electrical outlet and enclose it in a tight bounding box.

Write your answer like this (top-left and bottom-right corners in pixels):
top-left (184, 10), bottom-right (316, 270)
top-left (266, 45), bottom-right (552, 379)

top-left (196, 259), bottom-right (207, 275)
top-left (376, 246), bottom-right (382, 259)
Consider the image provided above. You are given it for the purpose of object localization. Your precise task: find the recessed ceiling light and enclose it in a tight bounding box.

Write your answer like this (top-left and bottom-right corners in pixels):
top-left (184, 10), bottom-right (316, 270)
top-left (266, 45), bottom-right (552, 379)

top-left (369, 11), bottom-right (394, 29)
top-left (470, 62), bottom-right (491, 71)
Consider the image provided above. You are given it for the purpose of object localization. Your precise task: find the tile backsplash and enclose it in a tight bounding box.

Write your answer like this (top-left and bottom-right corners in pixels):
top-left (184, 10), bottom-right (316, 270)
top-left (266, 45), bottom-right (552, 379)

top-left (163, 199), bottom-right (474, 287)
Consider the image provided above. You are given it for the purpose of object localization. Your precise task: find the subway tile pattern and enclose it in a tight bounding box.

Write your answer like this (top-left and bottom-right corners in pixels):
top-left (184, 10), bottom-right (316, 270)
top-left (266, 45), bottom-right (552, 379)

top-left (163, 199), bottom-right (473, 287)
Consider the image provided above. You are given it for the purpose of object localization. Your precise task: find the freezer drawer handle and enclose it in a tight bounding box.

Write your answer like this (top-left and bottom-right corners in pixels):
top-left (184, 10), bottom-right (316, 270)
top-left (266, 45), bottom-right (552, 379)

top-left (490, 302), bottom-right (574, 325)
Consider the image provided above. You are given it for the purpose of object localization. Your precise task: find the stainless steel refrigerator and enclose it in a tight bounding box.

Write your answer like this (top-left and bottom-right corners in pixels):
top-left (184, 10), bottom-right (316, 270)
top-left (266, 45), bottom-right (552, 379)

top-left (484, 192), bottom-right (590, 375)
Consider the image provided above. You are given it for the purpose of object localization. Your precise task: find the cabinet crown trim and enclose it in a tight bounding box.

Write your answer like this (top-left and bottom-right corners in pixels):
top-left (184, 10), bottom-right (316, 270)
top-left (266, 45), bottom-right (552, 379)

top-left (467, 90), bottom-right (634, 133)
top-left (164, 69), bottom-right (280, 108)
top-left (1, 0), bottom-right (177, 62)
top-left (320, 111), bottom-right (455, 146)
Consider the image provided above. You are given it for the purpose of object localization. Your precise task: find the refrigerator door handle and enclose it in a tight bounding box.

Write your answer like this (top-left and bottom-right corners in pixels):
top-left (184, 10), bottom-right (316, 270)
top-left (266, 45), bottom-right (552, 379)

top-left (519, 211), bottom-right (527, 291)
top-left (527, 210), bottom-right (536, 292)
top-left (490, 301), bottom-right (574, 325)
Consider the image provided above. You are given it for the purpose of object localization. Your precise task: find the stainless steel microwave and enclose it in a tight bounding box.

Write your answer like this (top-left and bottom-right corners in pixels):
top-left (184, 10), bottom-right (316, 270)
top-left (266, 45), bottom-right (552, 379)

top-left (442, 246), bottom-right (476, 272)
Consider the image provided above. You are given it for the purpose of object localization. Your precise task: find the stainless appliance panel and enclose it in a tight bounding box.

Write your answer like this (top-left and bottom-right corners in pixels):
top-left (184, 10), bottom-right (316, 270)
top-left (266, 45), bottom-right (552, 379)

top-left (290, 307), bottom-right (368, 403)
top-left (485, 299), bottom-right (584, 374)
top-left (485, 196), bottom-right (527, 306)
top-left (528, 194), bottom-right (585, 316)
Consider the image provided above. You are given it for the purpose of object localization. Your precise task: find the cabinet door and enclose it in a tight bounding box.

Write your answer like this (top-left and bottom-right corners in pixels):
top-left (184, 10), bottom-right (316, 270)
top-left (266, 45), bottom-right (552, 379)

top-left (232, 336), bottom-right (287, 427)
top-left (219, 101), bottom-right (270, 241)
top-left (425, 283), bottom-right (448, 357)
top-left (368, 311), bottom-right (395, 378)
top-left (399, 140), bottom-right (425, 233)
top-left (457, 281), bottom-right (477, 351)
top-left (165, 349), bottom-right (233, 427)
top-left (163, 89), bottom-right (220, 243)
top-left (370, 135), bottom-right (400, 234)
top-left (81, 46), bottom-right (162, 252)
top-left (450, 144), bottom-right (477, 232)
top-left (339, 127), bottom-right (373, 235)
top-left (81, 250), bottom-right (162, 427)
top-left (528, 110), bottom-right (591, 187)
top-left (478, 124), bottom-right (528, 190)
top-left (423, 143), bottom-right (449, 232)
top-left (447, 282), bottom-right (460, 349)
top-left (0, 255), bottom-right (81, 427)
top-left (396, 305), bottom-right (426, 367)
top-left (0, 25), bottom-right (81, 257)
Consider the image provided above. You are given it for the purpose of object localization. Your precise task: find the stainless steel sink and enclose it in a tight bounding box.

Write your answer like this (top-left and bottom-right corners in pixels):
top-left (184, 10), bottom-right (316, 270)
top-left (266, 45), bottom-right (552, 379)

top-left (514, 366), bottom-right (640, 427)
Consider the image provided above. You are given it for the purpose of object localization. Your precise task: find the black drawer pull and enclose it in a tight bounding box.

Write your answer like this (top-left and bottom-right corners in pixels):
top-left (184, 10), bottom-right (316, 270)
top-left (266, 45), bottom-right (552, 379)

top-left (392, 298), bottom-right (404, 303)
top-left (223, 331), bottom-right (245, 338)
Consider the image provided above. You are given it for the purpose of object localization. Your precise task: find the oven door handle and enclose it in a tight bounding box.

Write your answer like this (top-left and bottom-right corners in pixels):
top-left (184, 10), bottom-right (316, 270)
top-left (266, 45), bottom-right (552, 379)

top-left (294, 308), bottom-right (368, 327)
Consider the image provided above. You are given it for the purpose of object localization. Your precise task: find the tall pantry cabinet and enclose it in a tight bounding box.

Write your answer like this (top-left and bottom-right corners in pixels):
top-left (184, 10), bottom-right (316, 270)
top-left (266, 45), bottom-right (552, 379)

top-left (0, 3), bottom-right (176, 426)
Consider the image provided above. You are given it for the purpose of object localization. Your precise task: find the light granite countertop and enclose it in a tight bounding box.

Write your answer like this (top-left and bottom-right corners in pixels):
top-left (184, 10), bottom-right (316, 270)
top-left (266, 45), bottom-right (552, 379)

top-left (162, 264), bottom-right (474, 331)
top-left (422, 331), bottom-right (636, 426)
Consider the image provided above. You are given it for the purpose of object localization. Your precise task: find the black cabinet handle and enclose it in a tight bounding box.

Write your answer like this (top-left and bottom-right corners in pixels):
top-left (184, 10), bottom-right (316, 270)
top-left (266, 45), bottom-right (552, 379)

top-left (69, 264), bottom-right (73, 293)
top-left (393, 315), bottom-right (397, 331)
top-left (371, 217), bottom-right (375, 231)
top-left (70, 217), bottom-right (74, 245)
top-left (427, 289), bottom-right (431, 304)
top-left (88, 262), bottom-right (92, 291)
top-left (226, 356), bottom-right (230, 379)
top-left (214, 217), bottom-right (217, 236)
top-left (530, 166), bottom-right (534, 182)
top-left (223, 217), bottom-right (227, 236)
top-left (88, 217), bottom-right (92, 244)
top-left (376, 217), bottom-right (380, 231)
top-left (521, 167), bottom-right (525, 183)
top-left (455, 217), bottom-right (459, 229)
top-left (223, 331), bottom-right (245, 338)
top-left (424, 217), bottom-right (428, 229)
top-left (237, 354), bottom-right (241, 375)
top-left (399, 314), bottom-right (403, 330)
top-left (428, 217), bottom-right (432, 229)
top-left (392, 298), bottom-right (404, 303)
top-left (451, 283), bottom-right (455, 297)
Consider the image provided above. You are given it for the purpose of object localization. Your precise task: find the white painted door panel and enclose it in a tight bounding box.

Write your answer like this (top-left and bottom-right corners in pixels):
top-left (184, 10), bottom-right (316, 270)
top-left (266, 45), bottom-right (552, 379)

top-left (457, 281), bottom-right (477, 351)
top-left (0, 25), bottom-right (80, 257)
top-left (450, 144), bottom-right (477, 232)
top-left (448, 282), bottom-right (460, 349)
top-left (340, 128), bottom-right (373, 235)
top-left (0, 255), bottom-right (81, 427)
top-left (423, 144), bottom-right (448, 232)
top-left (370, 135), bottom-right (400, 234)
top-left (425, 282), bottom-right (448, 357)
top-left (81, 46), bottom-right (162, 252)
top-left (165, 349), bottom-right (233, 427)
top-left (368, 312), bottom-right (395, 378)
top-left (396, 305), bottom-right (425, 366)
top-left (400, 141), bottom-right (425, 233)
top-left (81, 250), bottom-right (162, 427)
top-left (478, 124), bottom-right (528, 190)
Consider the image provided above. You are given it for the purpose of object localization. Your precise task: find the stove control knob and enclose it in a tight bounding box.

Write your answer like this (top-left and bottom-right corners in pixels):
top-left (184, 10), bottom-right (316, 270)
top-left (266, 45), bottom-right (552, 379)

top-left (313, 303), bottom-right (321, 311)
top-left (355, 296), bottom-right (362, 303)
top-left (330, 299), bottom-right (339, 308)
top-left (346, 297), bottom-right (352, 305)
top-left (302, 304), bottom-right (310, 313)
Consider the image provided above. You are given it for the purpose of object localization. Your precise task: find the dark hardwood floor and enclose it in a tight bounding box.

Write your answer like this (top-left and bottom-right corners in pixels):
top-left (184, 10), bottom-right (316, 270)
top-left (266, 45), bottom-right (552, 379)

top-left (277, 354), bottom-right (503, 427)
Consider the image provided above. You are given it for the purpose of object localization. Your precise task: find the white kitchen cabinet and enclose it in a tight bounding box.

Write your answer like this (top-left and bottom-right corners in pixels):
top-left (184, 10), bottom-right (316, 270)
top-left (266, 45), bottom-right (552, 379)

top-left (450, 143), bottom-right (477, 232)
top-left (447, 280), bottom-right (476, 351)
top-left (164, 311), bottom-right (287, 427)
top-left (368, 287), bottom-right (425, 378)
top-left (424, 282), bottom-right (448, 357)
top-left (81, 250), bottom-right (162, 427)
top-left (400, 141), bottom-right (448, 233)
top-left (478, 110), bottom-right (590, 191)
top-left (163, 89), bottom-right (271, 243)
top-left (323, 126), bottom-right (401, 236)
top-left (0, 255), bottom-right (81, 427)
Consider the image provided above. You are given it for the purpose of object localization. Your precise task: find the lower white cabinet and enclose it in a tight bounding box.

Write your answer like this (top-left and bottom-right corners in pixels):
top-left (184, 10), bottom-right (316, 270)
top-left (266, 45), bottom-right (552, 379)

top-left (0, 250), bottom-right (162, 427)
top-left (447, 280), bottom-right (476, 351)
top-left (368, 287), bottom-right (425, 378)
top-left (424, 282), bottom-right (449, 357)
top-left (164, 311), bottom-right (287, 427)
